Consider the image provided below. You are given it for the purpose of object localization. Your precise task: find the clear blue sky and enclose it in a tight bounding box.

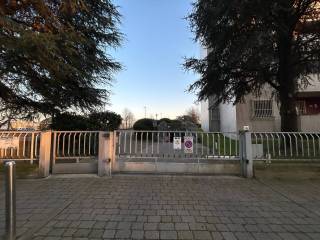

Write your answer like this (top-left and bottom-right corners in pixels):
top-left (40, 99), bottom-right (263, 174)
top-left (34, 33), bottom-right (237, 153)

top-left (108, 0), bottom-right (200, 120)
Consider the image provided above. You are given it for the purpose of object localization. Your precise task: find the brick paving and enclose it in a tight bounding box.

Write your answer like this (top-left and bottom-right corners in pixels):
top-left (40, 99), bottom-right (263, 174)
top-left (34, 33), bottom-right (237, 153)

top-left (1, 175), bottom-right (320, 239)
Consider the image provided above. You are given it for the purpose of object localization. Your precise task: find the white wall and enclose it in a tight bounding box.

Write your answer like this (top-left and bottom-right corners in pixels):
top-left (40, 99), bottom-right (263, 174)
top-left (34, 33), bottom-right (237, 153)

top-left (219, 102), bottom-right (237, 132)
top-left (200, 100), bottom-right (209, 132)
top-left (299, 115), bottom-right (320, 131)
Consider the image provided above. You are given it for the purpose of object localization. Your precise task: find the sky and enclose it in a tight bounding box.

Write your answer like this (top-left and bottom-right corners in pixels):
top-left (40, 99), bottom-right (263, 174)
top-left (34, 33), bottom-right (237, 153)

top-left (107, 0), bottom-right (200, 120)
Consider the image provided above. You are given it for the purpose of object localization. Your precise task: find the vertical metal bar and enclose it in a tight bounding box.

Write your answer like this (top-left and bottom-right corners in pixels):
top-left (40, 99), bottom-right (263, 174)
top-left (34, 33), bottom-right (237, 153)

top-left (167, 132), bottom-right (170, 158)
top-left (62, 133), bottom-right (66, 157)
top-left (288, 134), bottom-right (293, 157)
top-left (157, 132), bottom-right (160, 156)
top-left (118, 132), bottom-right (121, 155)
top-left (124, 131), bottom-right (127, 154)
top-left (151, 132), bottom-right (154, 156)
top-left (73, 133), bottom-right (76, 156)
top-left (195, 133), bottom-right (198, 156)
top-left (305, 134), bottom-right (310, 157)
top-left (281, 133), bottom-right (287, 157)
top-left (93, 132), bottom-right (97, 155)
top-left (223, 134), bottom-right (226, 157)
top-left (276, 133), bottom-right (281, 157)
top-left (134, 132), bottom-right (137, 155)
top-left (269, 133), bottom-right (275, 157)
top-left (57, 133), bottom-right (61, 157)
top-left (299, 134), bottom-right (304, 157)
top-left (212, 134), bottom-right (215, 156)
top-left (68, 133), bottom-right (71, 156)
top-left (201, 133), bottom-right (204, 156)
top-left (266, 133), bottom-right (270, 157)
top-left (83, 132), bottom-right (87, 156)
top-left (5, 161), bottom-right (16, 240)
top-left (78, 133), bottom-right (82, 156)
top-left (129, 132), bottom-right (133, 155)
top-left (88, 133), bottom-right (91, 156)
top-left (146, 132), bottom-right (149, 155)
top-left (294, 134), bottom-right (299, 156)
top-left (53, 132), bottom-right (57, 165)
top-left (235, 133), bottom-right (238, 156)
top-left (30, 133), bottom-right (35, 164)
top-left (311, 134), bottom-right (315, 157)
top-left (141, 132), bottom-right (143, 155)
top-left (218, 134), bottom-right (221, 156)
top-left (207, 133), bottom-right (209, 157)
top-left (35, 134), bottom-right (39, 158)
top-left (22, 134), bottom-right (27, 157)
top-left (229, 134), bottom-right (231, 157)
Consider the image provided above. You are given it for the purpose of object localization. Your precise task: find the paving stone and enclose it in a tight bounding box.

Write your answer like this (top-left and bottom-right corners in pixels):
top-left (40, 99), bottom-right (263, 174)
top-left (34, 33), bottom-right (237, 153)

top-left (1, 176), bottom-right (320, 240)
top-left (178, 231), bottom-right (193, 240)
top-left (115, 229), bottom-right (131, 238)
top-left (102, 229), bottom-right (116, 238)
top-left (193, 230), bottom-right (212, 240)
top-left (145, 230), bottom-right (160, 239)
top-left (88, 229), bottom-right (104, 238)
top-left (159, 223), bottom-right (175, 230)
top-left (160, 230), bottom-right (178, 239)
top-left (131, 230), bottom-right (144, 239)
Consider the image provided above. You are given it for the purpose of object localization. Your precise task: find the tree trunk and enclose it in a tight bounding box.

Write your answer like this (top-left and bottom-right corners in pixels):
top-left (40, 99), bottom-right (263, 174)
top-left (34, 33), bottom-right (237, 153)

top-left (279, 91), bottom-right (298, 132)
top-left (277, 35), bottom-right (299, 132)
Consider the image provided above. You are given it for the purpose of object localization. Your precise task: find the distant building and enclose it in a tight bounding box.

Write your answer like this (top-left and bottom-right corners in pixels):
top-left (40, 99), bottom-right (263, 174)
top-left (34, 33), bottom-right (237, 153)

top-left (10, 120), bottom-right (40, 130)
top-left (201, 75), bottom-right (320, 132)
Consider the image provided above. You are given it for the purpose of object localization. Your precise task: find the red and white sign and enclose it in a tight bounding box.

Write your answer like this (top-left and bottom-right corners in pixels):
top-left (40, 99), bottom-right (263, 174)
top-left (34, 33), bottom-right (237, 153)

top-left (184, 136), bottom-right (193, 154)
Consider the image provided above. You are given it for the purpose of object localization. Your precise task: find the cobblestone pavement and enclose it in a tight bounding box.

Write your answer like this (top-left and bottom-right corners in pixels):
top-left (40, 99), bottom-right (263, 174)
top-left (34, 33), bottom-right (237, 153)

top-left (1, 175), bottom-right (320, 240)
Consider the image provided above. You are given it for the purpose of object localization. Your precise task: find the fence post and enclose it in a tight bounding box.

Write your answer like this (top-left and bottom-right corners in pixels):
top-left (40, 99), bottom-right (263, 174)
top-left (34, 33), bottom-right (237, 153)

top-left (98, 132), bottom-right (113, 177)
top-left (5, 161), bottom-right (16, 240)
top-left (39, 131), bottom-right (52, 178)
top-left (239, 130), bottom-right (253, 178)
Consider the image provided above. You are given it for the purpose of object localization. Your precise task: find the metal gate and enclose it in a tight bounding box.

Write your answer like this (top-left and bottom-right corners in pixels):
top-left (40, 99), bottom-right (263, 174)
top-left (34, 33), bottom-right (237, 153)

top-left (52, 131), bottom-right (99, 174)
top-left (113, 130), bottom-right (241, 174)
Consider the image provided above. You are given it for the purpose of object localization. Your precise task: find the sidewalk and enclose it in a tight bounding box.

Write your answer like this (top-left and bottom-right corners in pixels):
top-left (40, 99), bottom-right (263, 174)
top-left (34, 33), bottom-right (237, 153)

top-left (1, 175), bottom-right (320, 240)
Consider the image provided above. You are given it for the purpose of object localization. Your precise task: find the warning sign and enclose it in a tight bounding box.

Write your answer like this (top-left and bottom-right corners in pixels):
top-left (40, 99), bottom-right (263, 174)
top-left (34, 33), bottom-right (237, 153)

top-left (184, 136), bottom-right (193, 154)
top-left (173, 137), bottom-right (182, 150)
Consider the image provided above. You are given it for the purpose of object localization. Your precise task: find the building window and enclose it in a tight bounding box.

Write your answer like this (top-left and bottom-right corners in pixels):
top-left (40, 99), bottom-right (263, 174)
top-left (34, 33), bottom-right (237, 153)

top-left (252, 100), bottom-right (273, 118)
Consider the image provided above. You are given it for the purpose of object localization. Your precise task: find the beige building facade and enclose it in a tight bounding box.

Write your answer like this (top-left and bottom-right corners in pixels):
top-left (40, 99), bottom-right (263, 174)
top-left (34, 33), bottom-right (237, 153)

top-left (201, 75), bottom-right (320, 132)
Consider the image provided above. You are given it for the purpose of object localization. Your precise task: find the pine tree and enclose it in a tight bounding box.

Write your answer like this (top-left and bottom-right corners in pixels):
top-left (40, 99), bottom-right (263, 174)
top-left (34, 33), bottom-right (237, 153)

top-left (0, 0), bottom-right (122, 125)
top-left (185, 0), bottom-right (320, 132)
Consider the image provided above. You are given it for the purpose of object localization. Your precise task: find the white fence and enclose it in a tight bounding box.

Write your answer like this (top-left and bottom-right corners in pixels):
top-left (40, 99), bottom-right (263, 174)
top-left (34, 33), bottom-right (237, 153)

top-left (0, 131), bottom-right (40, 163)
top-left (251, 132), bottom-right (320, 161)
top-left (53, 131), bottom-right (99, 163)
top-left (116, 130), bottom-right (239, 160)
top-left (1, 130), bottom-right (320, 177)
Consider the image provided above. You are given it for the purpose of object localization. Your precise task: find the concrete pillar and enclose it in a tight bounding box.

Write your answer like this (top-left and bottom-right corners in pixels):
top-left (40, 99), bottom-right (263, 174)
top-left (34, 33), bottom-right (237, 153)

top-left (239, 130), bottom-right (253, 178)
top-left (98, 132), bottom-right (114, 177)
top-left (39, 131), bottom-right (52, 178)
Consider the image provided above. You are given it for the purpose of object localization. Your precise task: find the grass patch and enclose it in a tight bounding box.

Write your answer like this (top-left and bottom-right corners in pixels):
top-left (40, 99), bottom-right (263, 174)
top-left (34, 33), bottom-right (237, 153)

top-left (0, 161), bottom-right (39, 178)
top-left (201, 133), bottom-right (239, 156)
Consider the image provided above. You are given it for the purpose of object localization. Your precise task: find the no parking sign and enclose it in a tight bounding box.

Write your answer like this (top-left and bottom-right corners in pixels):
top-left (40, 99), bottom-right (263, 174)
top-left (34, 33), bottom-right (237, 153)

top-left (184, 136), bottom-right (193, 154)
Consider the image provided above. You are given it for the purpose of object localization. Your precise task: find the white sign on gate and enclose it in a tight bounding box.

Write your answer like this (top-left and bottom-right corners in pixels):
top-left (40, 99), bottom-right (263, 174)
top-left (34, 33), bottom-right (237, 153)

top-left (184, 136), bottom-right (193, 154)
top-left (0, 136), bottom-right (19, 149)
top-left (173, 137), bottom-right (181, 150)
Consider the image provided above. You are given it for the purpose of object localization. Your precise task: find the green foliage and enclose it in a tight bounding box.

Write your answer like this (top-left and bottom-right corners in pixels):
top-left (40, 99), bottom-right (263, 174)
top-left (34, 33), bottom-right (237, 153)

top-left (0, 0), bottom-right (122, 124)
top-left (133, 118), bottom-right (157, 131)
top-left (50, 111), bottom-right (122, 131)
top-left (88, 111), bottom-right (122, 131)
top-left (185, 0), bottom-right (320, 131)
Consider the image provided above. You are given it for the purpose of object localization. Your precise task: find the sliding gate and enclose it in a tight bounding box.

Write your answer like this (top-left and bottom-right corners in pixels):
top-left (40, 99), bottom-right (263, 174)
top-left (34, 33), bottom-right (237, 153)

top-left (114, 130), bottom-right (241, 174)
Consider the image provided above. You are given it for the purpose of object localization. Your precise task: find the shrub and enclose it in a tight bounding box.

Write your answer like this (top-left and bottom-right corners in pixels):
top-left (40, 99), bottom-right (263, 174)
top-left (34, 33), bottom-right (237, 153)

top-left (133, 118), bottom-right (157, 131)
